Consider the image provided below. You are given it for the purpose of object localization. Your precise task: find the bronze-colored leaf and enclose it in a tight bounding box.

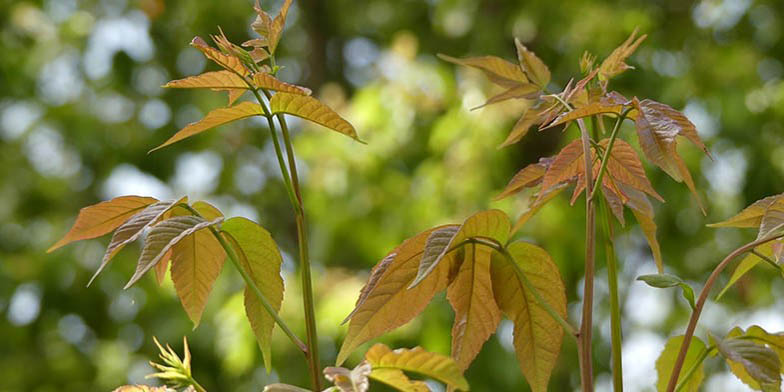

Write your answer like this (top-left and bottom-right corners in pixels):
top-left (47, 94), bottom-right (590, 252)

top-left (191, 36), bottom-right (249, 76)
top-left (253, 72), bottom-right (311, 95)
top-left (599, 28), bottom-right (647, 81)
top-left (622, 184), bottom-right (664, 272)
top-left (540, 102), bottom-right (626, 130)
top-left (437, 54), bottom-right (528, 88)
top-left (48, 196), bottom-right (159, 253)
top-left (601, 138), bottom-right (664, 201)
top-left (498, 107), bottom-right (543, 148)
top-left (538, 139), bottom-right (585, 199)
top-left (514, 38), bottom-right (550, 88)
top-left (491, 241), bottom-right (567, 392)
top-left (365, 343), bottom-right (469, 391)
top-left (150, 102), bottom-right (263, 152)
top-left (512, 185), bottom-right (567, 233)
top-left (494, 157), bottom-right (551, 200)
top-left (269, 92), bottom-right (360, 141)
top-left (163, 70), bottom-right (248, 90)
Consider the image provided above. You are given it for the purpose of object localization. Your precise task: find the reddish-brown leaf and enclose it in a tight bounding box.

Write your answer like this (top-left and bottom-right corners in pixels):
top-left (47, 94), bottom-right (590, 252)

top-left (538, 140), bottom-right (585, 200)
top-left (494, 157), bottom-right (552, 200)
top-left (515, 38), bottom-right (550, 88)
top-left (498, 107), bottom-right (543, 148)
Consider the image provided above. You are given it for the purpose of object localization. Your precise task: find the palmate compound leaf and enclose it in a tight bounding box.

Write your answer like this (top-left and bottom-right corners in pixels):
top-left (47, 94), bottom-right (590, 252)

top-left (716, 328), bottom-right (782, 391)
top-left (437, 54), bottom-right (528, 88)
top-left (716, 242), bottom-right (780, 301)
top-left (514, 38), bottom-right (550, 89)
top-left (655, 335), bottom-right (707, 392)
top-left (150, 102), bottom-right (263, 152)
top-left (365, 343), bottom-right (469, 391)
top-left (337, 226), bottom-right (457, 366)
top-left (539, 101), bottom-right (627, 131)
top-left (632, 98), bottom-right (709, 214)
top-left (490, 241), bottom-right (566, 392)
top-left (269, 92), bottom-right (361, 141)
top-left (124, 215), bottom-right (224, 289)
top-left (537, 139), bottom-right (585, 201)
top-left (708, 194), bottom-right (784, 229)
top-left (169, 201), bottom-right (226, 327)
top-left (48, 195), bottom-right (159, 252)
top-left (88, 197), bottom-right (187, 286)
top-left (221, 216), bottom-right (284, 372)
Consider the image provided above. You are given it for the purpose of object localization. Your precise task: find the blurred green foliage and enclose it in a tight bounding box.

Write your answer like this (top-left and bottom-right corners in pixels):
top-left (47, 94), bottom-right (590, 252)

top-left (2, 0), bottom-right (784, 391)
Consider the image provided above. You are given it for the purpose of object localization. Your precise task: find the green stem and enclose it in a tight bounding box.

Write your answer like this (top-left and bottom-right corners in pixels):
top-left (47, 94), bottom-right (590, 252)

top-left (589, 110), bottom-right (629, 201)
top-left (189, 377), bottom-right (208, 392)
top-left (674, 346), bottom-right (714, 392)
top-left (576, 117), bottom-right (596, 392)
top-left (751, 249), bottom-right (782, 272)
top-left (599, 196), bottom-right (623, 392)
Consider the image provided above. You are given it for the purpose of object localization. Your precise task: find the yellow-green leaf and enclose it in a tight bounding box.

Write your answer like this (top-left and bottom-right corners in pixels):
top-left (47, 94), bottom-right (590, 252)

top-left (89, 197), bottom-right (187, 286)
top-left (472, 83), bottom-right (540, 110)
top-left (655, 335), bottom-right (707, 392)
top-left (48, 195), bottom-right (158, 253)
top-left (222, 217), bottom-right (284, 372)
top-left (164, 70), bottom-right (248, 90)
top-left (514, 38), bottom-right (550, 88)
top-left (716, 243), bottom-right (775, 300)
top-left (365, 343), bottom-right (469, 391)
top-left (150, 102), bottom-right (263, 152)
top-left (338, 226), bottom-right (454, 366)
top-left (125, 216), bottom-right (223, 289)
top-left (253, 72), bottom-right (311, 95)
top-left (491, 241), bottom-right (567, 392)
top-left (759, 197), bottom-right (784, 240)
top-left (437, 54), bottom-right (528, 88)
top-left (269, 92), bottom-right (360, 141)
top-left (717, 328), bottom-right (782, 391)
top-left (709, 194), bottom-right (783, 228)
top-left (447, 241), bottom-right (502, 369)
top-left (368, 368), bottom-right (429, 392)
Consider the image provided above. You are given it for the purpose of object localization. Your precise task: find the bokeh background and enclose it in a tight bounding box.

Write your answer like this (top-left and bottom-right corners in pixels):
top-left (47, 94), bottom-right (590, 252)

top-left (2, 0), bottom-right (784, 391)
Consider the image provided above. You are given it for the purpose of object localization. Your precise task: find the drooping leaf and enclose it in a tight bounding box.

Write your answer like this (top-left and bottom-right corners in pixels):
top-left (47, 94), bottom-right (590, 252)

top-left (151, 102), bottom-right (263, 152)
top-left (601, 138), bottom-right (664, 201)
top-left (498, 106), bottom-right (543, 148)
top-left (599, 28), bottom-right (647, 81)
top-left (338, 226), bottom-right (455, 365)
top-left (48, 196), bottom-right (159, 253)
top-left (708, 194), bottom-right (783, 229)
top-left (716, 329), bottom-right (782, 391)
top-left (471, 83), bottom-right (540, 110)
top-left (221, 217), bottom-right (284, 372)
top-left (490, 241), bottom-right (567, 392)
top-left (512, 185), bottom-right (567, 233)
top-left (447, 241), bottom-right (502, 370)
top-left (324, 362), bottom-right (372, 392)
top-left (411, 210), bottom-right (511, 288)
top-left (269, 92), bottom-right (360, 141)
top-left (368, 368), bottom-right (430, 392)
top-left (637, 274), bottom-right (695, 309)
top-left (163, 70), bottom-right (248, 90)
top-left (716, 243), bottom-right (775, 300)
top-left (746, 326), bottom-right (784, 367)
top-left (124, 216), bottom-right (224, 289)
top-left (655, 335), bottom-right (707, 392)
top-left (494, 157), bottom-right (551, 200)
top-left (437, 54), bottom-right (528, 88)
top-left (365, 343), bottom-right (469, 391)
top-left (623, 185), bottom-right (664, 272)
top-left (253, 72), bottom-right (311, 95)
top-left (169, 201), bottom-right (226, 327)
top-left (191, 36), bottom-right (249, 76)
top-left (89, 197), bottom-right (187, 286)
top-left (759, 197), bottom-right (784, 240)
top-left (514, 38), bottom-right (550, 88)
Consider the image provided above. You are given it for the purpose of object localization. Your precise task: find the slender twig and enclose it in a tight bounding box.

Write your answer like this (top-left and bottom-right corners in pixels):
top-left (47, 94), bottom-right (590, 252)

top-left (665, 233), bottom-right (784, 392)
top-left (751, 249), bottom-right (783, 272)
top-left (674, 346), bottom-right (714, 392)
top-left (577, 117), bottom-right (596, 392)
top-left (599, 196), bottom-right (623, 392)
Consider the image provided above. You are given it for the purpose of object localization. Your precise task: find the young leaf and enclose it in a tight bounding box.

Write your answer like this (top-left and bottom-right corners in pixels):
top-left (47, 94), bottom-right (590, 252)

top-left (191, 36), bottom-right (249, 76)
top-left (601, 139), bottom-right (664, 202)
top-left (716, 243), bottom-right (775, 300)
top-left (437, 54), bottom-right (528, 88)
top-left (447, 241), bottom-right (502, 370)
top-left (514, 38), bottom-right (550, 88)
top-left (150, 102), bottom-right (263, 152)
top-left (251, 0), bottom-right (293, 56)
top-left (758, 197), bottom-right (784, 240)
top-left (409, 226), bottom-right (460, 288)
top-left (169, 201), bottom-right (226, 327)
top-left (512, 185), bottom-right (567, 233)
top-left (494, 157), bottom-right (550, 200)
top-left (253, 72), bottom-right (312, 95)
top-left (124, 216), bottom-right (224, 289)
top-left (637, 274), bottom-right (695, 309)
top-left (411, 210), bottom-right (511, 288)
top-left (154, 249), bottom-right (171, 285)
top-left (324, 362), bottom-right (371, 392)
top-left (367, 368), bottom-right (429, 392)
top-left (472, 83), bottom-right (540, 110)
top-left (708, 194), bottom-right (783, 228)
top-left (655, 335), bottom-right (707, 392)
top-left (598, 28), bottom-right (647, 81)
top-left (498, 106), bottom-right (543, 148)
top-left (269, 92), bottom-right (360, 141)
top-left (540, 101), bottom-right (626, 130)
top-left (221, 217), bottom-right (284, 372)
top-left (338, 226), bottom-right (455, 366)
top-left (490, 241), bottom-right (567, 392)
top-left (89, 197), bottom-right (187, 286)
top-left (48, 196), bottom-right (159, 253)
top-left (746, 326), bottom-right (784, 366)
top-left (716, 329), bottom-right (782, 391)
top-left (364, 343), bottom-right (469, 391)
top-left (163, 70), bottom-right (248, 90)
top-left (623, 185), bottom-right (664, 272)
top-left (538, 139), bottom-right (585, 199)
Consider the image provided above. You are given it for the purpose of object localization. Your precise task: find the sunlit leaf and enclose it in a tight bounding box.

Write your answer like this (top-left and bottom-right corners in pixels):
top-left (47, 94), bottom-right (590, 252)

top-left (154, 249), bottom-right (172, 285)
top-left (368, 368), bottom-right (429, 392)
top-left (447, 241), bottom-right (502, 370)
top-left (655, 335), bottom-right (707, 392)
top-left (491, 241), bottom-right (567, 392)
top-left (717, 328), bottom-right (782, 391)
top-left (599, 28), bottom-right (647, 81)
top-left (150, 102), bottom-right (263, 152)
top-left (708, 194), bottom-right (783, 229)
top-left (324, 362), bottom-right (371, 392)
top-left (125, 216), bottom-right (224, 288)
top-left (163, 70), bottom-right (248, 90)
top-left (338, 226), bottom-right (455, 365)
top-left (716, 243), bottom-right (775, 300)
top-left (252, 0), bottom-right (293, 55)
top-left (222, 217), bottom-right (284, 372)
top-left (89, 197), bottom-right (187, 286)
top-left (191, 36), bottom-right (249, 76)
top-left (637, 274), bottom-right (695, 309)
top-left (498, 106), bottom-right (543, 148)
top-left (253, 72), bottom-right (312, 95)
top-left (170, 201), bottom-right (226, 327)
top-left (437, 54), bottom-right (528, 88)
top-left (269, 92), bottom-right (360, 141)
top-left (48, 196), bottom-right (159, 253)
top-left (541, 102), bottom-right (626, 130)
top-left (409, 226), bottom-right (460, 288)
top-left (514, 38), bottom-right (550, 88)
top-left (365, 344), bottom-right (469, 391)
